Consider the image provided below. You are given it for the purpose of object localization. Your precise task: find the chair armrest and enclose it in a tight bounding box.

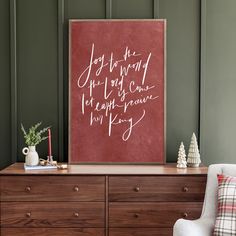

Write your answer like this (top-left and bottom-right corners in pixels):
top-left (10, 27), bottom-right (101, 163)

top-left (173, 218), bottom-right (215, 236)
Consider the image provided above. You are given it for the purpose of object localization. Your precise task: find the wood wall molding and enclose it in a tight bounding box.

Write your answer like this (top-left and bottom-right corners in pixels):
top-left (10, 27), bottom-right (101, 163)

top-left (58, 0), bottom-right (65, 162)
top-left (153, 0), bottom-right (159, 18)
top-left (199, 0), bottom-right (207, 163)
top-left (106, 0), bottom-right (112, 19)
top-left (10, 0), bottom-right (17, 164)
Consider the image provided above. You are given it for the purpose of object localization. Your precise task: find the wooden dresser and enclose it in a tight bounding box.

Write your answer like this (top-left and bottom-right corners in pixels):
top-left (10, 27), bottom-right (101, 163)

top-left (0, 163), bottom-right (207, 236)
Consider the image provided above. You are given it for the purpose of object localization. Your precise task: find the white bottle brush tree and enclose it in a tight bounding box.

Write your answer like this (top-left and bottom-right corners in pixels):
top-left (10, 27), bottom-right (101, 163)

top-left (187, 133), bottom-right (201, 167)
top-left (177, 142), bottom-right (187, 168)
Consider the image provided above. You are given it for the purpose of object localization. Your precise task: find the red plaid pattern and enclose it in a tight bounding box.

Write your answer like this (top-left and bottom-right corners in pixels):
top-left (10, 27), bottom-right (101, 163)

top-left (214, 174), bottom-right (236, 236)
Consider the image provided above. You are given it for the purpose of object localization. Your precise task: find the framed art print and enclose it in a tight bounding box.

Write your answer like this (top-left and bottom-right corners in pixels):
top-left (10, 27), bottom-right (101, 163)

top-left (69, 19), bottom-right (166, 164)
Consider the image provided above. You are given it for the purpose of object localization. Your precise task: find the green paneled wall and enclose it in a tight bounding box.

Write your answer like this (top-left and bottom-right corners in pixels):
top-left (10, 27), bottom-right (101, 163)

top-left (0, 0), bottom-right (11, 169)
top-left (200, 0), bottom-right (236, 165)
top-left (65, 0), bottom-right (106, 19)
top-left (2, 0), bottom-right (234, 169)
top-left (159, 0), bottom-right (200, 160)
top-left (17, 0), bottom-right (59, 162)
top-left (0, 0), bottom-right (200, 168)
top-left (112, 0), bottom-right (154, 19)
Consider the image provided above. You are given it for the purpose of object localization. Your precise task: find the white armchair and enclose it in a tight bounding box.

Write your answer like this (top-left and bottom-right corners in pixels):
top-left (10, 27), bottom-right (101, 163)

top-left (173, 164), bottom-right (236, 236)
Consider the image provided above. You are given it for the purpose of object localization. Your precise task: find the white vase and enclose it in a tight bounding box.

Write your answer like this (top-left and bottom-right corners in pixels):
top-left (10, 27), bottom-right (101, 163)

top-left (22, 146), bottom-right (39, 166)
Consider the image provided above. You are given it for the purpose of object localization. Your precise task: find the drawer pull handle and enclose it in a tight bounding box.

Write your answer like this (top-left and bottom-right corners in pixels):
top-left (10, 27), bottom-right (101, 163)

top-left (74, 186), bottom-right (79, 192)
top-left (74, 212), bottom-right (79, 217)
top-left (134, 213), bottom-right (139, 218)
top-left (25, 186), bottom-right (31, 192)
top-left (134, 186), bottom-right (140, 192)
top-left (183, 212), bottom-right (188, 218)
top-left (26, 212), bottom-right (31, 217)
top-left (183, 187), bottom-right (189, 192)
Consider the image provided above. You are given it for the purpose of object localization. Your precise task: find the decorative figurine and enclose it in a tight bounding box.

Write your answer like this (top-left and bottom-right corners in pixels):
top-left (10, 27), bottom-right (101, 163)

top-left (177, 142), bottom-right (187, 168)
top-left (187, 133), bottom-right (201, 167)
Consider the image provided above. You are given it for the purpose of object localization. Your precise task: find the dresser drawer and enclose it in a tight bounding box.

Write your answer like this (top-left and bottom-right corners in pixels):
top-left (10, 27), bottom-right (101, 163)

top-left (109, 228), bottom-right (172, 236)
top-left (109, 176), bottom-right (206, 201)
top-left (109, 202), bottom-right (203, 227)
top-left (1, 176), bottom-right (105, 201)
top-left (1, 228), bottom-right (105, 236)
top-left (1, 202), bottom-right (105, 228)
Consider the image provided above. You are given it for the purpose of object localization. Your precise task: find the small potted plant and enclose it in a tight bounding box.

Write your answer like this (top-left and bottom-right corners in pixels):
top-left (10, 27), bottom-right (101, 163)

top-left (21, 122), bottom-right (50, 166)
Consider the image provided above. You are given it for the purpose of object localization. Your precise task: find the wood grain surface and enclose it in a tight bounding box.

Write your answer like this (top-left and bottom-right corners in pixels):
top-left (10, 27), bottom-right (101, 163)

top-left (0, 228), bottom-right (105, 236)
top-left (109, 176), bottom-right (206, 201)
top-left (0, 163), bottom-right (208, 236)
top-left (1, 176), bottom-right (105, 201)
top-left (0, 163), bottom-right (208, 175)
top-left (109, 228), bottom-right (172, 236)
top-left (1, 202), bottom-right (105, 227)
top-left (109, 202), bottom-right (203, 227)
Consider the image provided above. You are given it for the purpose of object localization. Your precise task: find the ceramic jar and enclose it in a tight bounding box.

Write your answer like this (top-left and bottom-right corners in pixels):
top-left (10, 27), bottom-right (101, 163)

top-left (22, 146), bottom-right (39, 166)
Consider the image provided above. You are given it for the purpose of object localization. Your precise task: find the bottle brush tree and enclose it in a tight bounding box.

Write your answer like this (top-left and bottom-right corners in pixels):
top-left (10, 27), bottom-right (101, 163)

top-left (187, 133), bottom-right (201, 167)
top-left (177, 142), bottom-right (187, 168)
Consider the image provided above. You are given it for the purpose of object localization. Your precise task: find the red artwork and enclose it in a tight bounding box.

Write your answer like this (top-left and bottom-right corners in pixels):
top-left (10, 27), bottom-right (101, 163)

top-left (69, 20), bottom-right (166, 163)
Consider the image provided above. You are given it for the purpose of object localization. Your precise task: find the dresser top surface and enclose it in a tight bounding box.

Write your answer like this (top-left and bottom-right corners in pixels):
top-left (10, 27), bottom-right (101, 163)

top-left (0, 163), bottom-right (208, 176)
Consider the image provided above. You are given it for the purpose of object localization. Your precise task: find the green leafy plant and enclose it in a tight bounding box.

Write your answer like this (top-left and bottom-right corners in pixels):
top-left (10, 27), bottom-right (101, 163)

top-left (21, 122), bottom-right (50, 146)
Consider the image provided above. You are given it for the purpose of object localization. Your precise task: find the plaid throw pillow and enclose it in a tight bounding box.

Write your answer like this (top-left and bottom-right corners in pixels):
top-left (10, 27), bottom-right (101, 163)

top-left (214, 174), bottom-right (236, 236)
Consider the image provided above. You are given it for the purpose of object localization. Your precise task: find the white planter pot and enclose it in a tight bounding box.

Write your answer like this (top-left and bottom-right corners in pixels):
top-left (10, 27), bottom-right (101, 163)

top-left (22, 146), bottom-right (39, 166)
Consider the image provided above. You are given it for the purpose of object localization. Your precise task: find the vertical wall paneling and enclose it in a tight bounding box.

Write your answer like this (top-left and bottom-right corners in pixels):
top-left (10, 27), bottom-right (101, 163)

top-left (58, 0), bottom-right (64, 162)
top-left (0, 0), bottom-right (11, 169)
top-left (112, 0), bottom-right (153, 19)
top-left (202, 0), bottom-right (236, 165)
top-left (199, 0), bottom-right (206, 163)
top-left (159, 0), bottom-right (200, 162)
top-left (153, 0), bottom-right (159, 18)
top-left (16, 0), bottom-right (59, 161)
top-left (10, 0), bottom-right (17, 164)
top-left (106, 0), bottom-right (112, 19)
top-left (5, 0), bottom-right (233, 167)
top-left (65, 0), bottom-right (106, 19)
